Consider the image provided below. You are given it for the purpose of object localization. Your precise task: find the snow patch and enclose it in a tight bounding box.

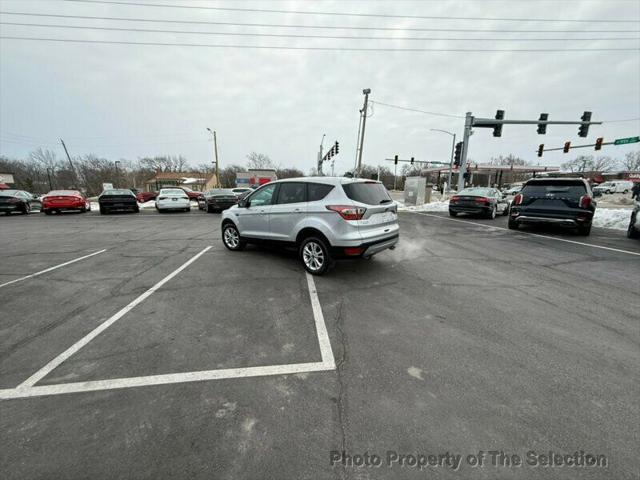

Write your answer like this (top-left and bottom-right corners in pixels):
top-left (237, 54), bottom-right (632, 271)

top-left (592, 208), bottom-right (633, 231)
top-left (396, 200), bottom-right (449, 212)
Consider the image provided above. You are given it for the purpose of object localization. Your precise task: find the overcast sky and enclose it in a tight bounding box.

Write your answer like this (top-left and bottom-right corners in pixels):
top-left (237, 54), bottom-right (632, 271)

top-left (1, 0), bottom-right (639, 174)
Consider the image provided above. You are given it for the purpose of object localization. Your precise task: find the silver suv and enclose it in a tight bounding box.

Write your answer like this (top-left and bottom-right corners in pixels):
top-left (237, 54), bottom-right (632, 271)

top-left (220, 177), bottom-right (399, 275)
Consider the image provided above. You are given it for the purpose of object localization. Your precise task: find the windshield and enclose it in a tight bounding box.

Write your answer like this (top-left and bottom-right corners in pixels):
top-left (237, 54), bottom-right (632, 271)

top-left (102, 189), bottom-right (133, 195)
top-left (208, 189), bottom-right (235, 195)
top-left (47, 190), bottom-right (80, 196)
top-left (522, 181), bottom-right (586, 197)
top-left (342, 182), bottom-right (391, 205)
top-left (459, 188), bottom-right (493, 196)
top-left (161, 189), bottom-right (187, 195)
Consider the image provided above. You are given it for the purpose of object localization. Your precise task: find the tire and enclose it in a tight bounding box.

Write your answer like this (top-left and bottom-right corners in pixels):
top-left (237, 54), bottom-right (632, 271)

top-left (502, 205), bottom-right (510, 216)
top-left (21, 203), bottom-right (30, 215)
top-left (623, 189), bottom-right (629, 194)
top-left (185, 207), bottom-right (191, 212)
top-left (299, 236), bottom-right (332, 276)
top-left (100, 206), bottom-right (107, 215)
top-left (222, 223), bottom-right (246, 251)
top-left (627, 216), bottom-right (639, 239)
top-left (486, 205), bottom-right (497, 219)
top-left (508, 218), bottom-right (519, 230)
top-left (133, 206), bottom-right (140, 213)
top-left (44, 209), bottom-right (52, 215)
top-left (449, 210), bottom-right (458, 217)
top-left (577, 224), bottom-right (591, 236)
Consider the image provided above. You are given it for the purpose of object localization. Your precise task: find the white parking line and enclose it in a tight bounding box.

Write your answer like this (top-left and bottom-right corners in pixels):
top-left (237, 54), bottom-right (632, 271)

top-left (0, 362), bottom-right (334, 399)
top-left (0, 249), bottom-right (107, 289)
top-left (15, 246), bottom-right (213, 389)
top-left (411, 211), bottom-right (640, 257)
top-left (0, 251), bottom-right (336, 399)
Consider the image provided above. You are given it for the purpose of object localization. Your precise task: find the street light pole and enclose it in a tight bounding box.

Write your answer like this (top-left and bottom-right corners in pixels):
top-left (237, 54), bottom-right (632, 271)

top-left (430, 129), bottom-right (456, 193)
top-left (317, 133), bottom-right (326, 175)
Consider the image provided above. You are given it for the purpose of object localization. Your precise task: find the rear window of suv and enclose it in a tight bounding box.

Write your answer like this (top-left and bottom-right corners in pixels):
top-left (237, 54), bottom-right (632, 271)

top-left (342, 182), bottom-right (392, 205)
top-left (521, 181), bottom-right (587, 198)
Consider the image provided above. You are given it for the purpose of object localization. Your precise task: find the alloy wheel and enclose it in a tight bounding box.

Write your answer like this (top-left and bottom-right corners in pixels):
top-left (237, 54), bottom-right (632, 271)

top-left (224, 226), bottom-right (240, 248)
top-left (302, 241), bottom-right (324, 272)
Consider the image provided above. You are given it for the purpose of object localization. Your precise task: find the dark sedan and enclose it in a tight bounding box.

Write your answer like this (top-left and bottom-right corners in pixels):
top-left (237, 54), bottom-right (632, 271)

top-left (449, 187), bottom-right (509, 219)
top-left (98, 189), bottom-right (139, 214)
top-left (0, 189), bottom-right (41, 215)
top-left (199, 188), bottom-right (238, 213)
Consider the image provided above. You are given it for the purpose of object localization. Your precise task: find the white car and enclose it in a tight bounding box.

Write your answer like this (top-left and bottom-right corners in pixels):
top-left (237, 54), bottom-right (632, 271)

top-left (593, 181), bottom-right (633, 195)
top-left (504, 185), bottom-right (522, 195)
top-left (155, 188), bottom-right (191, 213)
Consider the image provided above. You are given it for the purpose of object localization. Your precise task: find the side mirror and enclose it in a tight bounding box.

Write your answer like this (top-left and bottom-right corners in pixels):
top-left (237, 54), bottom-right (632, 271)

top-left (238, 199), bottom-right (249, 208)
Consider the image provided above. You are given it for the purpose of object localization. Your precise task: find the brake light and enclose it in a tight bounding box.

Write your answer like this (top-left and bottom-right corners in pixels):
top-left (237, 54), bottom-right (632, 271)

top-left (474, 197), bottom-right (490, 205)
top-left (326, 205), bottom-right (366, 220)
top-left (450, 196), bottom-right (460, 203)
top-left (579, 195), bottom-right (592, 209)
top-left (512, 193), bottom-right (523, 205)
top-left (344, 247), bottom-right (364, 256)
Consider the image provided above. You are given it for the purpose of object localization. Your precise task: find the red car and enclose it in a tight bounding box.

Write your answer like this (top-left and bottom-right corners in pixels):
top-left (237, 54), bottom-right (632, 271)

top-left (136, 191), bottom-right (158, 203)
top-left (178, 187), bottom-right (203, 201)
top-left (42, 190), bottom-right (91, 214)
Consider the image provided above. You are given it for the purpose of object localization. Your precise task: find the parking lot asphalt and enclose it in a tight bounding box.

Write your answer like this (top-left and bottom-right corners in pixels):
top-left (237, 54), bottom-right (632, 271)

top-left (1, 210), bottom-right (639, 479)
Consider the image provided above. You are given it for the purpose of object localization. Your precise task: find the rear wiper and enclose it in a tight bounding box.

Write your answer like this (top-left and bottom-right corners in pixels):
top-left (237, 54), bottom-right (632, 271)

top-left (379, 199), bottom-right (392, 204)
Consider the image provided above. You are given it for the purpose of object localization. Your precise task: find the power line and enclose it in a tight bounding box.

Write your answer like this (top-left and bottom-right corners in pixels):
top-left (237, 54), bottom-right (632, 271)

top-left (370, 101), bottom-right (464, 118)
top-left (1, 11), bottom-right (637, 34)
top-left (2, 36), bottom-right (638, 51)
top-left (63, 0), bottom-right (640, 23)
top-left (3, 22), bottom-right (638, 42)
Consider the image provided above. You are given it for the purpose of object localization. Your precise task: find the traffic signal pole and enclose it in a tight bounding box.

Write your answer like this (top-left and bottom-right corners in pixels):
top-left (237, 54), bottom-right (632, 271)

top-left (456, 111), bottom-right (602, 191)
top-left (457, 112), bottom-right (473, 191)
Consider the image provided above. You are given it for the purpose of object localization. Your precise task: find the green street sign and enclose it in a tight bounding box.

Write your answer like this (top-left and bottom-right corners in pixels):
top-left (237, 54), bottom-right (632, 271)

top-left (614, 136), bottom-right (640, 145)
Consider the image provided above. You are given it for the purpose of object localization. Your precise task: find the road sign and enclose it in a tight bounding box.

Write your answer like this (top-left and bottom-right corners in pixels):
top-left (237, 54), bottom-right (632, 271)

top-left (614, 136), bottom-right (640, 145)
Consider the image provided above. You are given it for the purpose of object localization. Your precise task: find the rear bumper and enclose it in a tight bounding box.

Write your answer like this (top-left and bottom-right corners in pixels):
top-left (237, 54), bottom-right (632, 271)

top-left (0, 204), bottom-right (19, 211)
top-left (331, 234), bottom-right (399, 258)
top-left (42, 203), bottom-right (85, 210)
top-left (511, 208), bottom-right (593, 227)
top-left (449, 204), bottom-right (491, 214)
top-left (100, 201), bottom-right (137, 210)
top-left (156, 200), bottom-right (190, 209)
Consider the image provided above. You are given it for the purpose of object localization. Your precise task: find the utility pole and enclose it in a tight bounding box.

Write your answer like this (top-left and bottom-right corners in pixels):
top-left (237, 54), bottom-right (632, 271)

top-left (206, 128), bottom-right (220, 186)
top-left (356, 88), bottom-right (371, 177)
top-left (114, 160), bottom-right (120, 188)
top-left (60, 139), bottom-right (78, 189)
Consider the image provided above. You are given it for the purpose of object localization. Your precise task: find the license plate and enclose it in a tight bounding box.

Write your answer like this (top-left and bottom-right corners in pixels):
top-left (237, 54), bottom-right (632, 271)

top-left (366, 211), bottom-right (396, 224)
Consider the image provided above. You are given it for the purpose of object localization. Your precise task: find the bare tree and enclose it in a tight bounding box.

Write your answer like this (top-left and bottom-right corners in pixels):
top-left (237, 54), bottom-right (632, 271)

top-left (29, 148), bottom-right (58, 169)
top-left (246, 152), bottom-right (275, 170)
top-left (489, 154), bottom-right (529, 166)
top-left (621, 151), bottom-right (640, 171)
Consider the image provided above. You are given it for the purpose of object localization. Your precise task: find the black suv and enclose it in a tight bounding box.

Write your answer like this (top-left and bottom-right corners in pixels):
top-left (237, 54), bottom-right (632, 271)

top-left (508, 178), bottom-right (595, 236)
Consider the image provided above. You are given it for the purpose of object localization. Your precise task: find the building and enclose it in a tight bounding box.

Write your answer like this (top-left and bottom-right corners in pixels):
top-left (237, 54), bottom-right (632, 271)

top-left (143, 172), bottom-right (218, 192)
top-left (0, 172), bottom-right (15, 190)
top-left (236, 169), bottom-right (277, 188)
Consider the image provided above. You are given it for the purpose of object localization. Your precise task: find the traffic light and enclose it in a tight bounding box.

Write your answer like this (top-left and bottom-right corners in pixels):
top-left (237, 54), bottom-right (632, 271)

top-left (595, 137), bottom-right (603, 151)
top-left (537, 144), bottom-right (544, 157)
top-left (334, 141), bottom-right (339, 155)
top-left (454, 142), bottom-right (463, 166)
top-left (537, 113), bottom-right (548, 135)
top-left (410, 157), bottom-right (414, 165)
top-left (493, 110), bottom-right (505, 137)
top-left (394, 155), bottom-right (398, 165)
top-left (563, 141), bottom-right (571, 153)
top-left (578, 111), bottom-right (592, 137)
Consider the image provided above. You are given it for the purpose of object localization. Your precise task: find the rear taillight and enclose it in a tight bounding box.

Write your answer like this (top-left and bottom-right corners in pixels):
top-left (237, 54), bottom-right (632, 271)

top-left (450, 196), bottom-right (460, 203)
top-left (579, 195), bottom-right (592, 209)
top-left (344, 247), bottom-right (364, 256)
top-left (474, 197), bottom-right (490, 205)
top-left (326, 205), bottom-right (366, 220)
top-left (512, 193), bottom-right (523, 205)
top-left (8, 198), bottom-right (20, 203)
